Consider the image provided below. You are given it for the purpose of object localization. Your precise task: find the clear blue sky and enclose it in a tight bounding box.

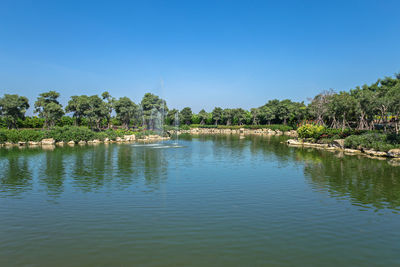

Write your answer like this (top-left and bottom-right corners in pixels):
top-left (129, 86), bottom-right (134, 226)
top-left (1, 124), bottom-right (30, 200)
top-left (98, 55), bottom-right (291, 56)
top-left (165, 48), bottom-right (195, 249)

top-left (1, 0), bottom-right (399, 114)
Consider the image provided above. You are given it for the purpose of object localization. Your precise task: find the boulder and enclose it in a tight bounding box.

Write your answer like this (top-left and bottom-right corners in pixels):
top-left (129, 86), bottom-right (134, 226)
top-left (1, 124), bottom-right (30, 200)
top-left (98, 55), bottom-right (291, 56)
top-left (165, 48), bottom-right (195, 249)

top-left (56, 141), bottom-right (64, 146)
top-left (387, 149), bottom-right (400, 158)
top-left (78, 140), bottom-right (86, 145)
top-left (287, 139), bottom-right (302, 146)
top-left (123, 135), bottom-right (135, 141)
top-left (332, 139), bottom-right (345, 149)
top-left (116, 137), bottom-right (123, 142)
top-left (344, 148), bottom-right (361, 154)
top-left (364, 150), bottom-right (387, 157)
top-left (104, 138), bottom-right (110, 143)
top-left (275, 130), bottom-right (283, 135)
top-left (67, 141), bottom-right (75, 145)
top-left (92, 139), bottom-right (101, 144)
top-left (28, 141), bottom-right (40, 146)
top-left (18, 141), bottom-right (26, 146)
top-left (41, 138), bottom-right (55, 145)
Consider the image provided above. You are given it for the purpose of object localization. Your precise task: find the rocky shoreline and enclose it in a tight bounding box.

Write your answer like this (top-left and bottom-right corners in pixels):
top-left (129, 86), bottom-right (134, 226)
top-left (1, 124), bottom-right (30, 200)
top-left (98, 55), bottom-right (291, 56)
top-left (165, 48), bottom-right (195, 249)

top-left (169, 127), bottom-right (298, 137)
top-left (286, 138), bottom-right (400, 162)
top-left (0, 134), bottom-right (170, 149)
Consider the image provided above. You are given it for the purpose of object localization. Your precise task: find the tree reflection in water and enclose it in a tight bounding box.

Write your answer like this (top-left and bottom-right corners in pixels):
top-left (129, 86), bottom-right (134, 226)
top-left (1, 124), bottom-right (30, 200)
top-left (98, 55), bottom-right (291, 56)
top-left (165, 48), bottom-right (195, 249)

top-left (0, 137), bottom-right (399, 211)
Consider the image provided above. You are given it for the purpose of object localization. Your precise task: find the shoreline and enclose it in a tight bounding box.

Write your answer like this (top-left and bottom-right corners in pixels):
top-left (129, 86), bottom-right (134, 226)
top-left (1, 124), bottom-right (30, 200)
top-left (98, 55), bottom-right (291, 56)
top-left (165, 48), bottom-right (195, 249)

top-left (285, 138), bottom-right (400, 162)
top-left (2, 128), bottom-right (400, 165)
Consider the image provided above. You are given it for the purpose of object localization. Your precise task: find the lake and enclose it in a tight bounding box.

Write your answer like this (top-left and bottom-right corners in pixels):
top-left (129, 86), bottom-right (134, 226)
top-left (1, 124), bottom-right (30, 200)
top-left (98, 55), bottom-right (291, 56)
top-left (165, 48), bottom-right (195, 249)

top-left (1, 134), bottom-right (399, 266)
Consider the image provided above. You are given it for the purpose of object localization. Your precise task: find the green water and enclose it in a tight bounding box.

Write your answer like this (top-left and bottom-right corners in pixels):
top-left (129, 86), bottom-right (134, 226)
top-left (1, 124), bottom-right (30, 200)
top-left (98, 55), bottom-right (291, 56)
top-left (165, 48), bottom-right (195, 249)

top-left (1, 135), bottom-right (399, 266)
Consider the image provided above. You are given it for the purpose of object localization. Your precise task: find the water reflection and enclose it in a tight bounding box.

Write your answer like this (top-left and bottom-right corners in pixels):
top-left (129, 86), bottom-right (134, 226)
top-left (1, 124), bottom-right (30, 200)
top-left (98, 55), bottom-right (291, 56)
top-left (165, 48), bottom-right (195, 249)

top-left (0, 148), bottom-right (33, 197)
top-left (297, 148), bottom-right (400, 210)
top-left (0, 136), bottom-right (400, 211)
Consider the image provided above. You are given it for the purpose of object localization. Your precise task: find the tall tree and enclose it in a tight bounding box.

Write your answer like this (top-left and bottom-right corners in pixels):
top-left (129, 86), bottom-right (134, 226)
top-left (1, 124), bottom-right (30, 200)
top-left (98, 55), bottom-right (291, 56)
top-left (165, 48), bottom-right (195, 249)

top-left (140, 93), bottom-right (168, 129)
top-left (65, 95), bottom-right (90, 126)
top-left (34, 91), bottom-right (64, 128)
top-left (101, 91), bottom-right (115, 129)
top-left (167, 109), bottom-right (180, 126)
top-left (198, 109), bottom-right (208, 125)
top-left (223, 109), bottom-right (234, 125)
top-left (180, 107), bottom-right (193, 125)
top-left (212, 107), bottom-right (223, 125)
top-left (0, 94), bottom-right (29, 129)
top-left (250, 108), bottom-right (260, 125)
top-left (114, 97), bottom-right (137, 129)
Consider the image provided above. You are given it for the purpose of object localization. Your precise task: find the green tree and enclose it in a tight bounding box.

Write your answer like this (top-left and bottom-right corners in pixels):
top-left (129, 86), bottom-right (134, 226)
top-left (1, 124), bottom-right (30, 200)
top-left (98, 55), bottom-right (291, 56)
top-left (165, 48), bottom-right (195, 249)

top-left (232, 108), bottom-right (247, 125)
top-left (65, 95), bottom-right (90, 126)
top-left (34, 91), bottom-right (64, 128)
top-left (114, 97), bottom-right (137, 129)
top-left (140, 93), bottom-right (168, 129)
top-left (250, 108), bottom-right (260, 125)
top-left (198, 109), bottom-right (208, 125)
top-left (0, 94), bottom-right (30, 129)
top-left (65, 95), bottom-right (108, 129)
top-left (101, 91), bottom-right (115, 129)
top-left (223, 109), bottom-right (234, 125)
top-left (180, 107), bottom-right (192, 125)
top-left (212, 107), bottom-right (223, 125)
top-left (167, 109), bottom-right (180, 126)
top-left (260, 106), bottom-right (275, 125)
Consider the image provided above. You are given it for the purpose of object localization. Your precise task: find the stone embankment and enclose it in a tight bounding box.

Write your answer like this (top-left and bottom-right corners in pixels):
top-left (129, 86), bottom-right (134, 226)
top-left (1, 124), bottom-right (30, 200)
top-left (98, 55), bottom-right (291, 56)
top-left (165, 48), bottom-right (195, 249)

top-left (169, 127), bottom-right (298, 137)
top-left (0, 134), bottom-right (170, 149)
top-left (286, 138), bottom-right (400, 161)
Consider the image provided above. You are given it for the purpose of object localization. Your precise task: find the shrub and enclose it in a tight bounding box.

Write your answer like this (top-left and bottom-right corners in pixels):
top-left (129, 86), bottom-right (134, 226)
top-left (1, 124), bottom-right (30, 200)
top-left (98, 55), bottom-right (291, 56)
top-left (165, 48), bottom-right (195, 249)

top-left (297, 124), bottom-right (325, 139)
top-left (0, 129), bottom-right (7, 143)
top-left (344, 133), bottom-right (400, 151)
top-left (19, 129), bottom-right (45, 142)
top-left (188, 124), bottom-right (293, 131)
top-left (46, 126), bottom-right (95, 142)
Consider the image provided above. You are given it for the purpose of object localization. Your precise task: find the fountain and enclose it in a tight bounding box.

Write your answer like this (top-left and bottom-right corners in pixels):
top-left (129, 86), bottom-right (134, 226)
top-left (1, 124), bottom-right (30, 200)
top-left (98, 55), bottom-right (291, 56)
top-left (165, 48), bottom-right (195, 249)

top-left (174, 111), bottom-right (180, 145)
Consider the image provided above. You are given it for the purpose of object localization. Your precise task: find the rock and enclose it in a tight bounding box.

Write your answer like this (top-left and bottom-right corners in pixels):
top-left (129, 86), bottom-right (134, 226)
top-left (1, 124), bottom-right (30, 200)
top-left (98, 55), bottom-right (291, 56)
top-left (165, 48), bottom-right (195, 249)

top-left (78, 140), bottom-right (86, 145)
top-left (364, 150), bottom-right (387, 157)
top-left (287, 139), bottom-right (302, 146)
top-left (92, 139), bottom-right (101, 144)
top-left (387, 149), bottom-right (400, 158)
top-left (18, 141), bottom-right (26, 146)
top-left (41, 138), bottom-right (55, 145)
top-left (56, 141), bottom-right (64, 146)
top-left (332, 139), bottom-right (345, 149)
top-left (275, 130), bottom-right (283, 135)
top-left (5, 142), bottom-right (14, 146)
top-left (28, 141), bottom-right (40, 146)
top-left (116, 137), bottom-right (123, 142)
top-left (87, 140), bottom-right (94, 144)
top-left (67, 141), bottom-right (75, 145)
top-left (123, 135), bottom-right (135, 141)
top-left (344, 148), bottom-right (361, 154)
top-left (104, 138), bottom-right (110, 143)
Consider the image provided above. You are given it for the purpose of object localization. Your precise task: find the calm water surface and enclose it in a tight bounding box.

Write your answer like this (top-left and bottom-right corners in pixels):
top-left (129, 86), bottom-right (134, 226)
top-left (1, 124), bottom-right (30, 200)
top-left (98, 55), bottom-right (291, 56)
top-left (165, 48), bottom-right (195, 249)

top-left (0, 135), bottom-right (400, 266)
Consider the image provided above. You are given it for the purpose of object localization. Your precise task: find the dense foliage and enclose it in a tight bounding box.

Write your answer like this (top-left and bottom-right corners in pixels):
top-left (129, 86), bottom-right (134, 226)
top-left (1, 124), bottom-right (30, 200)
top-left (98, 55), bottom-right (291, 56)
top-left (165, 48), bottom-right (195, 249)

top-left (0, 127), bottom-right (140, 143)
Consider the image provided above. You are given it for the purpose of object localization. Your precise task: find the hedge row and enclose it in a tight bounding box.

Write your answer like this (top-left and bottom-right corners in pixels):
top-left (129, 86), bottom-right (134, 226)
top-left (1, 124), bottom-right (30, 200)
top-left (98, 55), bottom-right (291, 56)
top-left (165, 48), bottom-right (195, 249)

top-left (0, 127), bottom-right (138, 143)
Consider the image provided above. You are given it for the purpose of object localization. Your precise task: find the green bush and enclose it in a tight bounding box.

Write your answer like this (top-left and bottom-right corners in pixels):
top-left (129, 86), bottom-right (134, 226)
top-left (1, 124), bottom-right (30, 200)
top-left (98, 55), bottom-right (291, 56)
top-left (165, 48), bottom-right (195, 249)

top-left (344, 133), bottom-right (400, 151)
top-left (46, 126), bottom-right (95, 142)
top-left (0, 129), bottom-right (7, 143)
top-left (188, 124), bottom-right (293, 131)
top-left (297, 124), bottom-right (325, 139)
top-left (19, 129), bottom-right (45, 142)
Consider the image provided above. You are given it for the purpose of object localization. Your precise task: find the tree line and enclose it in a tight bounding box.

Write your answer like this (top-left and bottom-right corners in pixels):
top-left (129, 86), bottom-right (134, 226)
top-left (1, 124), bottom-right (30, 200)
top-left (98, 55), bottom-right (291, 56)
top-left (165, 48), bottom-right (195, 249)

top-left (0, 73), bottom-right (399, 132)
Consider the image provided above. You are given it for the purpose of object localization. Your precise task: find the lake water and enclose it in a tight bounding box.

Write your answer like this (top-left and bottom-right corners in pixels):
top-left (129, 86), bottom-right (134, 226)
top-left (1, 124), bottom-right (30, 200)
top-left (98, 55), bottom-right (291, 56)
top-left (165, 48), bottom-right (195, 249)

top-left (1, 134), bottom-right (400, 266)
